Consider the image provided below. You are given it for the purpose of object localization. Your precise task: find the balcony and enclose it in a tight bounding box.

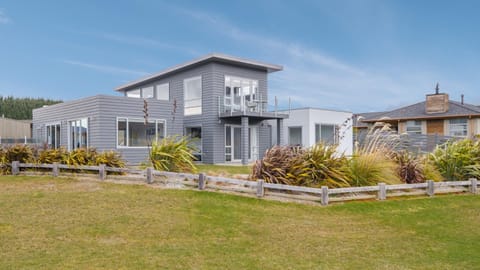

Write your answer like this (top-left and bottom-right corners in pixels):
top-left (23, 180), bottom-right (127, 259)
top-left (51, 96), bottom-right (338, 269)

top-left (217, 96), bottom-right (288, 120)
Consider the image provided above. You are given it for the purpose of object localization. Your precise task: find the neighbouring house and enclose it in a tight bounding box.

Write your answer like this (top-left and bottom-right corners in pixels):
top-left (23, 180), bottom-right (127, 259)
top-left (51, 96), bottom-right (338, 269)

top-left (354, 89), bottom-right (480, 151)
top-left (33, 53), bottom-right (288, 165)
top-left (0, 116), bottom-right (32, 143)
top-left (270, 108), bottom-right (353, 155)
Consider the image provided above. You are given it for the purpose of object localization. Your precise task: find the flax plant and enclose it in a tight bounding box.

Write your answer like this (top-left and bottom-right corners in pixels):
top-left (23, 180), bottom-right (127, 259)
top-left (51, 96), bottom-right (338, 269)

top-left (149, 136), bottom-right (198, 173)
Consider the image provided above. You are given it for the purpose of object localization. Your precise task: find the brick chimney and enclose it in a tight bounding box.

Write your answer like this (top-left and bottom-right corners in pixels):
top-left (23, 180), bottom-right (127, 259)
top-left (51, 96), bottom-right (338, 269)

top-left (425, 83), bottom-right (449, 114)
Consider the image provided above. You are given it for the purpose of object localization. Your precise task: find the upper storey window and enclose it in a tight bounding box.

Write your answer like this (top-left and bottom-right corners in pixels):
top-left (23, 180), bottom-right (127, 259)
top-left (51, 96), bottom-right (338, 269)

top-left (126, 89), bottom-right (141, 98)
top-left (125, 83), bottom-right (169, 100)
top-left (184, 76), bottom-right (202, 116)
top-left (156, 83), bottom-right (169, 101)
top-left (224, 76), bottom-right (259, 113)
top-left (142, 86), bottom-right (154, 99)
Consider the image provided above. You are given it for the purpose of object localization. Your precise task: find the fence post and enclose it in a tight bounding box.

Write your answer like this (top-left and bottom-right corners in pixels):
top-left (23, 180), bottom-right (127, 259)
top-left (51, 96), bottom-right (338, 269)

top-left (426, 180), bottom-right (434, 196)
top-left (470, 178), bottom-right (478, 194)
top-left (256, 179), bottom-right (264, 198)
top-left (378, 183), bottom-right (386, 200)
top-left (99, 164), bottom-right (106, 180)
top-left (321, 186), bottom-right (329, 205)
top-left (146, 167), bottom-right (153, 184)
top-left (11, 161), bottom-right (19, 175)
top-left (52, 162), bottom-right (59, 177)
top-left (198, 173), bottom-right (206, 190)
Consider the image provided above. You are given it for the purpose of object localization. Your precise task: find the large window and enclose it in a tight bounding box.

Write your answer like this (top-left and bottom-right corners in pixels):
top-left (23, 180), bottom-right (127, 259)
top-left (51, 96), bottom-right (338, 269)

top-left (117, 118), bottom-right (166, 147)
top-left (449, 118), bottom-right (468, 137)
top-left (46, 123), bottom-right (61, 149)
top-left (288, 127), bottom-right (302, 146)
top-left (69, 118), bottom-right (88, 150)
top-left (406, 120), bottom-right (422, 134)
top-left (184, 76), bottom-right (202, 115)
top-left (224, 76), bottom-right (258, 112)
top-left (315, 124), bottom-right (336, 145)
top-left (156, 83), bottom-right (169, 100)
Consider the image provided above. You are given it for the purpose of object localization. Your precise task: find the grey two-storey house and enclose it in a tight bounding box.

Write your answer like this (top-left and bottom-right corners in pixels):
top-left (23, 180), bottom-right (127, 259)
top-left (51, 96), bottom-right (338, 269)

top-left (33, 53), bottom-right (287, 165)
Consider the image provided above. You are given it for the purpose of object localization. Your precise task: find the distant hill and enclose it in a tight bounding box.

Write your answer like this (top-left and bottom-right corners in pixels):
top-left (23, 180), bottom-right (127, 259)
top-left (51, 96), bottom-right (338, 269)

top-left (0, 96), bottom-right (62, 120)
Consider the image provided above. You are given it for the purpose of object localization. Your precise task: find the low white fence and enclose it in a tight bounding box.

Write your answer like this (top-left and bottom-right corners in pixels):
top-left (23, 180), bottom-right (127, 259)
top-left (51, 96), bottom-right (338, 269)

top-left (9, 161), bottom-right (479, 205)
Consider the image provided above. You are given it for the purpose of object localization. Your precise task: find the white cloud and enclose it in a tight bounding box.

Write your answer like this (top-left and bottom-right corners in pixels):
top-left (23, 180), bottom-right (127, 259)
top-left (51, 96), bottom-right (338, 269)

top-left (100, 33), bottom-right (199, 56)
top-left (0, 9), bottom-right (11, 24)
top-left (61, 60), bottom-right (149, 77)
top-left (175, 7), bottom-right (437, 112)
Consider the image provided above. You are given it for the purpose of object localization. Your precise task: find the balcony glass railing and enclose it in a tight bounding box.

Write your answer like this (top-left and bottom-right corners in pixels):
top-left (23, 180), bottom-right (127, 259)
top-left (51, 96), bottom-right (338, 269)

top-left (218, 96), bottom-right (269, 115)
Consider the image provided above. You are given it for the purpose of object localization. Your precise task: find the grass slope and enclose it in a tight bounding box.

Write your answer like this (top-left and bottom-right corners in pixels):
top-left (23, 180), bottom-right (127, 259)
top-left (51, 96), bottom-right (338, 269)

top-left (0, 176), bottom-right (479, 269)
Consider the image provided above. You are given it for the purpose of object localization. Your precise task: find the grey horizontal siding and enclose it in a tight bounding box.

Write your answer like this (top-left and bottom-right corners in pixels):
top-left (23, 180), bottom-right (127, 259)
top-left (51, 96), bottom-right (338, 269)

top-left (209, 63), bottom-right (268, 163)
top-left (32, 60), bottom-right (273, 165)
top-left (33, 95), bottom-right (182, 165)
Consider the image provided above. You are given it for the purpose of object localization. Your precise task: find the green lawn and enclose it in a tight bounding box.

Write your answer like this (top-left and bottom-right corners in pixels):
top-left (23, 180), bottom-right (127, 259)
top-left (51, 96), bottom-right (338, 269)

top-left (0, 176), bottom-right (479, 269)
top-left (196, 164), bottom-right (251, 176)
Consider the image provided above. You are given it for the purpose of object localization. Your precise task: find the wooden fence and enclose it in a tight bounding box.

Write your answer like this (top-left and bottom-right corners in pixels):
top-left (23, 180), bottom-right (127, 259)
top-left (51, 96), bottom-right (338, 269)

top-left (9, 161), bottom-right (479, 205)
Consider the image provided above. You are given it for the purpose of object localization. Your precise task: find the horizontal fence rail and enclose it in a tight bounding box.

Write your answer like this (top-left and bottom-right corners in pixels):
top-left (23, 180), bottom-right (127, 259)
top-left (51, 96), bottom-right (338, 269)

top-left (7, 162), bottom-right (479, 205)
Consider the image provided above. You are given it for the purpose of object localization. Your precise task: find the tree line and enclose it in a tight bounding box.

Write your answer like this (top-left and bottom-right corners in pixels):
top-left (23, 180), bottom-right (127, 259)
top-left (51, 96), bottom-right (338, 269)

top-left (0, 96), bottom-right (62, 120)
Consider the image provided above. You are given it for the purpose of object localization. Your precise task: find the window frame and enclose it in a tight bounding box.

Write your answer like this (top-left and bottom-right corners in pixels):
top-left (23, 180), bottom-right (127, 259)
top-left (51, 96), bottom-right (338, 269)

top-left (185, 126), bottom-right (202, 161)
top-left (315, 123), bottom-right (337, 145)
top-left (67, 118), bottom-right (89, 151)
top-left (288, 126), bottom-right (303, 146)
top-left (448, 118), bottom-right (468, 137)
top-left (184, 76), bottom-right (202, 116)
top-left (156, 82), bottom-right (170, 101)
top-left (224, 75), bottom-right (259, 112)
top-left (406, 120), bottom-right (422, 135)
top-left (45, 122), bottom-right (61, 149)
top-left (116, 117), bottom-right (167, 148)
top-left (141, 85), bottom-right (155, 99)
top-left (126, 89), bottom-right (141, 98)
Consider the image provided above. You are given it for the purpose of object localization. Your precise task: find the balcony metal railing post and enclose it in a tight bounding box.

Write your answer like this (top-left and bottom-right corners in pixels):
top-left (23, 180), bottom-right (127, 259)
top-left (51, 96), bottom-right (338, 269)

top-left (275, 96), bottom-right (278, 117)
top-left (260, 95), bottom-right (263, 116)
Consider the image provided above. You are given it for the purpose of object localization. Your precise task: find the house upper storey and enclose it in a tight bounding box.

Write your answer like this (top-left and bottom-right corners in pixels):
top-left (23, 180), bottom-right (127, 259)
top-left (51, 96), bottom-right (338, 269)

top-left (115, 53), bottom-right (287, 119)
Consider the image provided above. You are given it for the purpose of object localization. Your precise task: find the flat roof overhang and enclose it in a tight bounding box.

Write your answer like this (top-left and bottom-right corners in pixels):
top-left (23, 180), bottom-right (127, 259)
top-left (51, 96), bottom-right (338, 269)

top-left (219, 111), bottom-right (288, 121)
top-left (115, 53), bottom-right (283, 92)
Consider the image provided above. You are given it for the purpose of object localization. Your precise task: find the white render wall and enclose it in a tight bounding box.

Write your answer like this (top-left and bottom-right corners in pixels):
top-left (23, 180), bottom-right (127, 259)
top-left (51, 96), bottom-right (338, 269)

top-left (270, 108), bottom-right (353, 155)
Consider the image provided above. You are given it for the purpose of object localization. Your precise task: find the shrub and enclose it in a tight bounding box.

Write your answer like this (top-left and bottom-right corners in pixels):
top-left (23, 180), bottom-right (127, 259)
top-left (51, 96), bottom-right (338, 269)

top-left (252, 144), bottom-right (349, 188)
top-left (94, 151), bottom-right (126, 168)
top-left (391, 151), bottom-right (443, 183)
top-left (302, 143), bottom-right (349, 187)
top-left (0, 148), bottom-right (8, 174)
top-left (251, 145), bottom-right (304, 185)
top-left (64, 148), bottom-right (98, 166)
top-left (430, 139), bottom-right (480, 181)
top-left (358, 124), bottom-right (400, 154)
top-left (37, 147), bottom-right (68, 164)
top-left (149, 136), bottom-right (197, 173)
top-left (4, 144), bottom-right (34, 163)
top-left (344, 151), bottom-right (401, 186)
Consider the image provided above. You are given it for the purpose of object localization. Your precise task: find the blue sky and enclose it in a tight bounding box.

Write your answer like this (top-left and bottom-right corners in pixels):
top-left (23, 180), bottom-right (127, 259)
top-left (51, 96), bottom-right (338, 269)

top-left (1, 0), bottom-right (480, 112)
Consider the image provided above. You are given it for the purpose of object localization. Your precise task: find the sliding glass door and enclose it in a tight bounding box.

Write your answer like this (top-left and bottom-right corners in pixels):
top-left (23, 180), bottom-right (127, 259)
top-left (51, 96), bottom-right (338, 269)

top-left (225, 125), bottom-right (258, 162)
